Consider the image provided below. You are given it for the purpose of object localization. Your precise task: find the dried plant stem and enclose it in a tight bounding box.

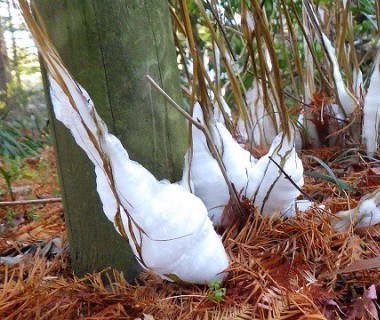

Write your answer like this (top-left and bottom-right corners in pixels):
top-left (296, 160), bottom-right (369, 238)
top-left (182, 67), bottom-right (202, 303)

top-left (0, 198), bottom-right (62, 206)
top-left (160, 294), bottom-right (206, 301)
top-left (336, 1), bottom-right (353, 89)
top-left (250, 0), bottom-right (290, 137)
top-left (293, 1), bottom-right (331, 90)
top-left (279, 0), bottom-right (304, 97)
top-left (327, 256), bottom-right (380, 276)
top-left (146, 75), bottom-right (244, 215)
top-left (194, 0), bottom-right (248, 118)
top-left (205, 0), bottom-right (236, 61)
top-left (268, 156), bottom-right (315, 202)
top-left (377, 0), bottom-right (380, 31)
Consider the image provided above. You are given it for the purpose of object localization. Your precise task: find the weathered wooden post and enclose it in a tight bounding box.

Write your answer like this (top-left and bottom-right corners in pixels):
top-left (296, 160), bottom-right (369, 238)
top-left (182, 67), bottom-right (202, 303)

top-left (34, 0), bottom-right (187, 280)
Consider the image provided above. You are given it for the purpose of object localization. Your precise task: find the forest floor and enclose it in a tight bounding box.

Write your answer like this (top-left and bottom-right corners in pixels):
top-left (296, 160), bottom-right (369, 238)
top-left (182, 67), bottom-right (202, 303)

top-left (1, 146), bottom-right (380, 319)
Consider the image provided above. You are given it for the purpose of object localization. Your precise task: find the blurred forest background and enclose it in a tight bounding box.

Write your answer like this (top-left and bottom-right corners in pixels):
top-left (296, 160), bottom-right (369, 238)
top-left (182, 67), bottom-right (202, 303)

top-left (0, 0), bottom-right (47, 202)
top-left (0, 0), bottom-right (45, 115)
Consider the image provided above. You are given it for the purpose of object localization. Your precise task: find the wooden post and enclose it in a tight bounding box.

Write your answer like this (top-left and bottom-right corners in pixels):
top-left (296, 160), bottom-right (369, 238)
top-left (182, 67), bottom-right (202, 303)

top-left (34, 0), bottom-right (187, 280)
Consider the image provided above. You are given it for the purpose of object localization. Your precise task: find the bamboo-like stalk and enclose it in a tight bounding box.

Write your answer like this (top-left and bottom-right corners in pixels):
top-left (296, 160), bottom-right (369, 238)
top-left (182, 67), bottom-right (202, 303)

top-left (336, 0), bottom-right (353, 90)
top-left (249, 0), bottom-right (290, 138)
top-left (293, 1), bottom-right (332, 91)
top-left (238, 0), bottom-right (284, 145)
top-left (194, 0), bottom-right (248, 120)
top-left (279, 0), bottom-right (304, 98)
top-left (303, 0), bottom-right (359, 118)
top-left (146, 75), bottom-right (244, 216)
top-left (377, 0), bottom-right (380, 31)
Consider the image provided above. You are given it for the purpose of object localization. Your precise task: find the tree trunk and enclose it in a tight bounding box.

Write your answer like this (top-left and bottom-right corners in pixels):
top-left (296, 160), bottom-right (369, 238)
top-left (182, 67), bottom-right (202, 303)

top-left (34, 0), bottom-right (187, 280)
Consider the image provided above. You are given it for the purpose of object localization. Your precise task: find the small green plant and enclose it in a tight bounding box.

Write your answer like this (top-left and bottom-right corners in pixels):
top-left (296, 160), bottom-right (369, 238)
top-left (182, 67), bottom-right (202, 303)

top-left (52, 187), bottom-right (61, 197)
top-left (0, 120), bottom-right (46, 159)
top-left (207, 280), bottom-right (226, 303)
top-left (0, 156), bottom-right (22, 200)
top-left (304, 155), bottom-right (354, 195)
top-left (0, 119), bottom-right (48, 200)
top-left (5, 208), bottom-right (18, 223)
top-left (27, 206), bottom-right (42, 221)
top-left (0, 165), bottom-right (14, 200)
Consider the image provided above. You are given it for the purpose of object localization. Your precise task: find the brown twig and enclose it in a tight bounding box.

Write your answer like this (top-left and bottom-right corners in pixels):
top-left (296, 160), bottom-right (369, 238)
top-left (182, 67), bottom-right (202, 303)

top-left (0, 198), bottom-right (62, 207)
top-left (268, 156), bottom-right (316, 202)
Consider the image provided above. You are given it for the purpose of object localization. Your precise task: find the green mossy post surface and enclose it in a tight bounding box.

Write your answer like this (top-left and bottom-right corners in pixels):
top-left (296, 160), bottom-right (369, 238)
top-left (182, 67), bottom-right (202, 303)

top-left (34, 0), bottom-right (187, 280)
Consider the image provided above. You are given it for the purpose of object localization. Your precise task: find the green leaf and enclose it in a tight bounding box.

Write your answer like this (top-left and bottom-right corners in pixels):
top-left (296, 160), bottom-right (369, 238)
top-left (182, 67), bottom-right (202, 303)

top-left (207, 280), bottom-right (226, 303)
top-left (304, 155), bottom-right (354, 193)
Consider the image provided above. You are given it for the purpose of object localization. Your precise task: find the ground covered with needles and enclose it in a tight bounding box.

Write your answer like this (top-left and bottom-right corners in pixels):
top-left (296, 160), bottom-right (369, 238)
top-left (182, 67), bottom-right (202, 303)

top-left (1, 146), bottom-right (380, 319)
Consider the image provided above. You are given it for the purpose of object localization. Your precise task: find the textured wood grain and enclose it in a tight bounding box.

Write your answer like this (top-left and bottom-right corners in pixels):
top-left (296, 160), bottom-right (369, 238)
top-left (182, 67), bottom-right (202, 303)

top-left (34, 0), bottom-right (187, 279)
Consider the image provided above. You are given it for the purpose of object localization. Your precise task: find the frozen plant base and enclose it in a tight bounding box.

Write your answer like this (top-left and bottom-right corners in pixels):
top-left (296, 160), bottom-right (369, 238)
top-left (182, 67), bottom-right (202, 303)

top-left (189, 103), bottom-right (304, 224)
top-left (332, 189), bottom-right (380, 232)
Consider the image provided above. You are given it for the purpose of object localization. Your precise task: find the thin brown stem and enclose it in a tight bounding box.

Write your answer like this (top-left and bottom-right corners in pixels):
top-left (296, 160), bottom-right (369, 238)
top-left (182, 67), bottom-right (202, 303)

top-left (0, 197), bottom-right (62, 206)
